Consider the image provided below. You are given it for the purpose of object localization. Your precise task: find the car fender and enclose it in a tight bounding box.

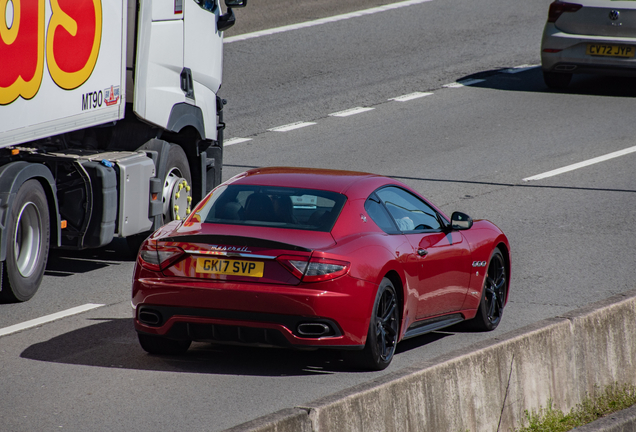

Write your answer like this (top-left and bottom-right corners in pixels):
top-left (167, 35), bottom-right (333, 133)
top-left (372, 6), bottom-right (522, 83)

top-left (459, 220), bottom-right (511, 311)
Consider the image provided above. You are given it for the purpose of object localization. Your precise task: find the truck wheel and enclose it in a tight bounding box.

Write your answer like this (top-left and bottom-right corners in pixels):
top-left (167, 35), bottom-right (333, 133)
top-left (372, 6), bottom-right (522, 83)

top-left (162, 144), bottom-right (193, 224)
top-left (126, 144), bottom-right (193, 257)
top-left (1, 180), bottom-right (50, 302)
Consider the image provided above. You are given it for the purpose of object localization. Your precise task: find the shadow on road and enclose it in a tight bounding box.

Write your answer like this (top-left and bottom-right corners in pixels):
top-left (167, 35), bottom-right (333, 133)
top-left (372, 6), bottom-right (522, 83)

top-left (455, 66), bottom-right (636, 98)
top-left (20, 316), bottom-right (454, 376)
top-left (45, 238), bottom-right (135, 277)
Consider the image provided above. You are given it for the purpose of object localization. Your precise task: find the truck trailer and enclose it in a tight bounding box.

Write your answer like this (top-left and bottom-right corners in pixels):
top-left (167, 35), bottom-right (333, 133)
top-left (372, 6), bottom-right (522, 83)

top-left (0, 0), bottom-right (246, 302)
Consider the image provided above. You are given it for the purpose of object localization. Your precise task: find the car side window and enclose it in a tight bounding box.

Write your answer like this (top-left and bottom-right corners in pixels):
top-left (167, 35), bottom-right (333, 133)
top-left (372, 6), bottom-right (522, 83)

top-left (365, 197), bottom-right (398, 233)
top-left (376, 187), bottom-right (442, 232)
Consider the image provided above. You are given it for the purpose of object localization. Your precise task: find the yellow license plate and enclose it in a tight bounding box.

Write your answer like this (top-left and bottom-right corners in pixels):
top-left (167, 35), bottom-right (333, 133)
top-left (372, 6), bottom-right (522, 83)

top-left (586, 44), bottom-right (635, 58)
top-left (196, 258), bottom-right (264, 277)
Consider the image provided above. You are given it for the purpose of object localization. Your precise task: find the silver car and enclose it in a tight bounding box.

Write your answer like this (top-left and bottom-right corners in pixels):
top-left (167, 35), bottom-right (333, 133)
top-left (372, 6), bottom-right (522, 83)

top-left (541, 0), bottom-right (636, 88)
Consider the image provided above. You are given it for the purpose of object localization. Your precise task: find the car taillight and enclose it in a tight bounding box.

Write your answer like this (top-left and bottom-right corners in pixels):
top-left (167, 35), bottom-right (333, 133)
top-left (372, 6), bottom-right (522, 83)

top-left (138, 242), bottom-right (185, 272)
top-left (278, 256), bottom-right (350, 282)
top-left (547, 1), bottom-right (582, 23)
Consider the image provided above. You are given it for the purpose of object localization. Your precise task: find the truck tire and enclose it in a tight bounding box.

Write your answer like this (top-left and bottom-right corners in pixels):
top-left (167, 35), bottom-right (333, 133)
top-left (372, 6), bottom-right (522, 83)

top-left (126, 144), bottom-right (192, 257)
top-left (162, 144), bottom-right (192, 224)
top-left (1, 180), bottom-right (50, 302)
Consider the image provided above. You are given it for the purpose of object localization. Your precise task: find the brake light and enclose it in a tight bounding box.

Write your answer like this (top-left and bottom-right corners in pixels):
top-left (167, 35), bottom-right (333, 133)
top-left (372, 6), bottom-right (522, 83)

top-left (278, 256), bottom-right (350, 282)
top-left (548, 1), bottom-right (582, 23)
top-left (138, 242), bottom-right (185, 272)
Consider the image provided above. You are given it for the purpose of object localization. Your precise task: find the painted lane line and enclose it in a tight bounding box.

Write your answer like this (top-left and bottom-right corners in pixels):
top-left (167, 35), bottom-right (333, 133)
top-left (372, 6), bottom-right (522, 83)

top-left (329, 107), bottom-right (375, 117)
top-left (0, 303), bottom-right (105, 338)
top-left (523, 146), bottom-right (636, 182)
top-left (389, 92), bottom-right (433, 102)
top-left (442, 78), bottom-right (485, 88)
top-left (501, 64), bottom-right (540, 74)
top-left (224, 137), bottom-right (252, 146)
top-left (225, 0), bottom-right (435, 43)
top-left (268, 121), bottom-right (317, 132)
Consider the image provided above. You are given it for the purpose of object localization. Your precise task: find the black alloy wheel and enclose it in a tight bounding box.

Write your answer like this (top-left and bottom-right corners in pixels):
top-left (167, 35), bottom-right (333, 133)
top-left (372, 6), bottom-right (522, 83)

top-left (347, 277), bottom-right (400, 371)
top-left (469, 248), bottom-right (507, 331)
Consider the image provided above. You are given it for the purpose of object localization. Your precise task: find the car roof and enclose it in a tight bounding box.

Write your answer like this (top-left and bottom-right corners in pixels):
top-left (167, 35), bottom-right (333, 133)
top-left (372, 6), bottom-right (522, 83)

top-left (227, 167), bottom-right (392, 195)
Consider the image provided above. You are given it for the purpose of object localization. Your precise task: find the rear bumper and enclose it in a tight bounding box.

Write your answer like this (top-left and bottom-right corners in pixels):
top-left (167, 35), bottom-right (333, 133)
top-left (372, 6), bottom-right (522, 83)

top-left (132, 275), bottom-right (377, 348)
top-left (541, 24), bottom-right (636, 75)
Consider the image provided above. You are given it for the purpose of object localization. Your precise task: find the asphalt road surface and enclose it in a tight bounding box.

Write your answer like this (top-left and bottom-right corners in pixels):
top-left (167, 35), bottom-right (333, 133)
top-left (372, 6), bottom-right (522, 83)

top-left (2, 0), bottom-right (635, 431)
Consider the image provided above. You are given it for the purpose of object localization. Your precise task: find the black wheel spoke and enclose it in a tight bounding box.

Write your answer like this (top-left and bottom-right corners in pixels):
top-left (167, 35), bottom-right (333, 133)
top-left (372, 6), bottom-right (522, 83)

top-left (487, 294), bottom-right (497, 319)
top-left (379, 328), bottom-right (387, 356)
top-left (381, 303), bottom-right (396, 323)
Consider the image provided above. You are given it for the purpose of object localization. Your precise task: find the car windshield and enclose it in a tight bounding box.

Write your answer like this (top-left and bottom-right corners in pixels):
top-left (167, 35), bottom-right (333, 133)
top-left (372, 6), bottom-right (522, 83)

top-left (198, 184), bottom-right (347, 232)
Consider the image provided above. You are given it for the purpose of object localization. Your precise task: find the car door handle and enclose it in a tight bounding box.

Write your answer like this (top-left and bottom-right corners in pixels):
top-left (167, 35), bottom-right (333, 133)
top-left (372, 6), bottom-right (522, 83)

top-left (417, 248), bottom-right (428, 256)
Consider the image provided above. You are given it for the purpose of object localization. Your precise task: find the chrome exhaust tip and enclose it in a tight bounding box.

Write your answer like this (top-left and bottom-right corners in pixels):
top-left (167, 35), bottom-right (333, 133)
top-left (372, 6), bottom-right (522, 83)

top-left (297, 322), bottom-right (331, 337)
top-left (138, 309), bottom-right (162, 326)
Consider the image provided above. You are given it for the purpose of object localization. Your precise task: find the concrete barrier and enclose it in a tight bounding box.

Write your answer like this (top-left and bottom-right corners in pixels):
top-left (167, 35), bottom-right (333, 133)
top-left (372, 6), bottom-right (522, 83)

top-left (224, 289), bottom-right (636, 432)
top-left (575, 404), bottom-right (636, 432)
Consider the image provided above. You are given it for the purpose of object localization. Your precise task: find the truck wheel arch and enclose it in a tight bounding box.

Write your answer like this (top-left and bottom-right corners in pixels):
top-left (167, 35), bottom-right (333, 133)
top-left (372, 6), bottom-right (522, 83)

top-left (0, 162), bottom-right (60, 262)
top-left (166, 103), bottom-right (205, 139)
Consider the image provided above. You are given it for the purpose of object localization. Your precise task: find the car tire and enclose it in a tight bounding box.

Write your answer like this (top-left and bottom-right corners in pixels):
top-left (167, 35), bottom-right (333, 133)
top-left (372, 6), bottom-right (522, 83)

top-left (138, 333), bottom-right (191, 355)
top-left (466, 248), bottom-right (507, 331)
top-left (543, 71), bottom-right (572, 89)
top-left (0, 180), bottom-right (50, 303)
top-left (346, 277), bottom-right (399, 371)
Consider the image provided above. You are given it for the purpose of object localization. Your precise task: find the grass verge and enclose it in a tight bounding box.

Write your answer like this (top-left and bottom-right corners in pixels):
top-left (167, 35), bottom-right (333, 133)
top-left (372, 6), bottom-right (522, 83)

top-left (514, 383), bottom-right (636, 432)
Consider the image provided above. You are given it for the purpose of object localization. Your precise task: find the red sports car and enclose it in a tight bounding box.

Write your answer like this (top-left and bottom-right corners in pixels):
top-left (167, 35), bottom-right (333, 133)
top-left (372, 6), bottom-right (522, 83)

top-left (132, 167), bottom-right (510, 370)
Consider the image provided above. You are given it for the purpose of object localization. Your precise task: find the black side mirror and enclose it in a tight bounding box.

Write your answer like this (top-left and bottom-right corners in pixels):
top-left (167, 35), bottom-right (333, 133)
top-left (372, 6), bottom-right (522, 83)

top-left (218, 8), bottom-right (236, 31)
top-left (451, 212), bottom-right (473, 230)
top-left (219, 0), bottom-right (246, 32)
top-left (225, 0), bottom-right (247, 7)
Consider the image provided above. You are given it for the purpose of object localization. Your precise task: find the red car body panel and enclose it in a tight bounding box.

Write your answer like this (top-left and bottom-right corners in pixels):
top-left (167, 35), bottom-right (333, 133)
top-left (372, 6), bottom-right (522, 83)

top-left (132, 167), bottom-right (511, 349)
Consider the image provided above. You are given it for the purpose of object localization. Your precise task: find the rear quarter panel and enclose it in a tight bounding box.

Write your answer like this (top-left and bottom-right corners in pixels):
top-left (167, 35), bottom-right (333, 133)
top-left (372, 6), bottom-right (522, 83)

top-left (329, 195), bottom-right (420, 339)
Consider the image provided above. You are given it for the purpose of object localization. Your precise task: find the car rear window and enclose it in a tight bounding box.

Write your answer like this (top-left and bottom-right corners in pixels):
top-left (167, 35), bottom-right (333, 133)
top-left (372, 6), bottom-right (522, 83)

top-left (198, 185), bottom-right (347, 232)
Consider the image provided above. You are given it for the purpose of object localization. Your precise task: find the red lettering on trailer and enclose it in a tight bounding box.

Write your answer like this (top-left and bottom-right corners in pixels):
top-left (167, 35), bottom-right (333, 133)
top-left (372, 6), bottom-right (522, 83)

top-left (0, 0), bottom-right (103, 105)
top-left (47, 0), bottom-right (102, 90)
top-left (0, 0), bottom-right (45, 105)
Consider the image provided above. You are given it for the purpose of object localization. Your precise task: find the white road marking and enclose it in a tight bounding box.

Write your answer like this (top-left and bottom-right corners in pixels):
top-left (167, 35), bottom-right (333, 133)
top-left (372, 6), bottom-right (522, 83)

top-left (224, 0), bottom-right (435, 43)
top-left (523, 146), bottom-right (636, 181)
top-left (501, 64), bottom-right (540, 74)
top-left (329, 107), bottom-right (375, 117)
top-left (268, 121), bottom-right (317, 132)
top-left (224, 137), bottom-right (253, 146)
top-left (225, 63), bottom-right (542, 144)
top-left (443, 78), bottom-right (485, 88)
top-left (389, 92), bottom-right (433, 102)
top-left (0, 303), bottom-right (105, 338)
